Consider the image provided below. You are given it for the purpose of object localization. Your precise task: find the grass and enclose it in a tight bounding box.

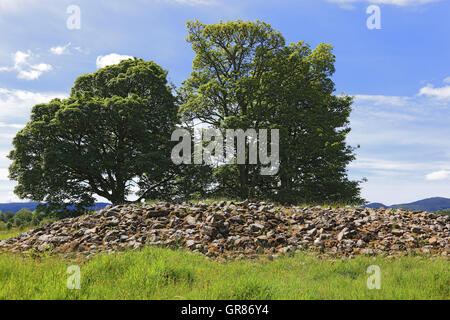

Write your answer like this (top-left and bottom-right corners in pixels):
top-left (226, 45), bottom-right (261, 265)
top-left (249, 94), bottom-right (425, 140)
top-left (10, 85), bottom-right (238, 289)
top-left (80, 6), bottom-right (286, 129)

top-left (0, 227), bottom-right (32, 240)
top-left (0, 245), bottom-right (448, 300)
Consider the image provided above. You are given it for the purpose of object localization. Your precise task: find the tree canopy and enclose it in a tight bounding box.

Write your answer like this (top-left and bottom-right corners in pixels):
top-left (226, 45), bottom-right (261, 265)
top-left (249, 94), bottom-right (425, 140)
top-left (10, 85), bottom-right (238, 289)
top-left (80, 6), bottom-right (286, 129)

top-left (8, 20), bottom-right (365, 211)
top-left (180, 19), bottom-right (364, 203)
top-left (8, 58), bottom-right (179, 210)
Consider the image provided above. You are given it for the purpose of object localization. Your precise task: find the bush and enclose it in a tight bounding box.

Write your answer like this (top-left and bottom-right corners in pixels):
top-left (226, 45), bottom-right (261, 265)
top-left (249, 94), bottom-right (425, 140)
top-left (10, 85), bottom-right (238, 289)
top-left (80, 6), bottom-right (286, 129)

top-left (436, 209), bottom-right (450, 216)
top-left (12, 208), bottom-right (33, 227)
top-left (31, 215), bottom-right (39, 226)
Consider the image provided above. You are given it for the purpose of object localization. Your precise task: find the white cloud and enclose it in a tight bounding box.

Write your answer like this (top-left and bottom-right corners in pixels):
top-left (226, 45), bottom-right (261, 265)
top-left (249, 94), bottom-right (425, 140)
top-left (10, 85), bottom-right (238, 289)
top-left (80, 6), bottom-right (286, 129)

top-left (96, 53), bottom-right (134, 69)
top-left (17, 64), bottom-right (53, 81)
top-left (0, 50), bottom-right (53, 80)
top-left (0, 0), bottom-right (37, 13)
top-left (444, 77), bottom-right (450, 84)
top-left (165, 0), bottom-right (216, 4)
top-left (370, 0), bottom-right (437, 5)
top-left (328, 0), bottom-right (439, 8)
top-left (348, 81), bottom-right (450, 203)
top-left (0, 88), bottom-right (67, 124)
top-left (0, 122), bottom-right (24, 129)
top-left (0, 88), bottom-right (67, 202)
top-left (14, 51), bottom-right (29, 65)
top-left (350, 158), bottom-right (426, 171)
top-left (327, 0), bottom-right (360, 9)
top-left (419, 84), bottom-right (450, 99)
top-left (425, 170), bottom-right (450, 181)
top-left (0, 168), bottom-right (9, 181)
top-left (50, 43), bottom-right (71, 55)
top-left (74, 47), bottom-right (90, 54)
top-left (354, 94), bottom-right (409, 107)
top-left (0, 182), bottom-right (23, 202)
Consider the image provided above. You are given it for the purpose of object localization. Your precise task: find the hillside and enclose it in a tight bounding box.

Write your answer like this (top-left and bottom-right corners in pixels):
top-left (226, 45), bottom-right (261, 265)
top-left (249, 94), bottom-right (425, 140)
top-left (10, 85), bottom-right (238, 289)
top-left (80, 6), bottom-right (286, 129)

top-left (363, 197), bottom-right (450, 212)
top-left (363, 202), bottom-right (388, 209)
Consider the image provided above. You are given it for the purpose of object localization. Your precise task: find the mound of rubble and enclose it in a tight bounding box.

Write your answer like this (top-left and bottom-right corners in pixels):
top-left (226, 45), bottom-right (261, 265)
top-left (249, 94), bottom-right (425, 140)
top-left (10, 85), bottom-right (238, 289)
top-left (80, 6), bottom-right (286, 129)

top-left (1, 201), bottom-right (449, 259)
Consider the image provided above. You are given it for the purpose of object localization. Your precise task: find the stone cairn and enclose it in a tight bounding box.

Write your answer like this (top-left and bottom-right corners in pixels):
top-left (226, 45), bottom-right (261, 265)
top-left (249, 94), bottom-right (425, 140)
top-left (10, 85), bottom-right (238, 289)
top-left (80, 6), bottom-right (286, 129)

top-left (1, 201), bottom-right (449, 260)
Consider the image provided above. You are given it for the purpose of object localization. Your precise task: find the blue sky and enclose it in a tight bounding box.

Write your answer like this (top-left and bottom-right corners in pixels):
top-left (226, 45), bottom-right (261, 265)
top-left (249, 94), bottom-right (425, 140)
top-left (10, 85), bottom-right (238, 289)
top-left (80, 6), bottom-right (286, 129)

top-left (1, 0), bottom-right (450, 204)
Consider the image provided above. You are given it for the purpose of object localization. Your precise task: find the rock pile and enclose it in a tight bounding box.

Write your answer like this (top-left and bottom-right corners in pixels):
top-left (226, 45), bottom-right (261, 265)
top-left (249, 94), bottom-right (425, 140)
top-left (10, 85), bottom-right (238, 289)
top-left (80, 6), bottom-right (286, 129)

top-left (1, 201), bottom-right (449, 259)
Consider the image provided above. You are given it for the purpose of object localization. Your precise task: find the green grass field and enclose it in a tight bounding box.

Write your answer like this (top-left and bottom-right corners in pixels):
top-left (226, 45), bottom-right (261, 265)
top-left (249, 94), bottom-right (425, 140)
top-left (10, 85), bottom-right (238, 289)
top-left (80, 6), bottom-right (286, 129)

top-left (0, 226), bottom-right (448, 300)
top-left (0, 227), bottom-right (32, 241)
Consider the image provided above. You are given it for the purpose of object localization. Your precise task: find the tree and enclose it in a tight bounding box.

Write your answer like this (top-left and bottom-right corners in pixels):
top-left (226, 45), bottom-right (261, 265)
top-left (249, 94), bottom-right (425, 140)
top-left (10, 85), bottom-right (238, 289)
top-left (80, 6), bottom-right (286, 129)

top-left (179, 19), bottom-right (285, 198)
top-left (259, 42), bottom-right (364, 204)
top-left (0, 211), bottom-right (15, 223)
top-left (12, 208), bottom-right (33, 227)
top-left (180, 20), bottom-right (364, 204)
top-left (9, 58), bottom-right (179, 211)
top-left (31, 213), bottom-right (40, 227)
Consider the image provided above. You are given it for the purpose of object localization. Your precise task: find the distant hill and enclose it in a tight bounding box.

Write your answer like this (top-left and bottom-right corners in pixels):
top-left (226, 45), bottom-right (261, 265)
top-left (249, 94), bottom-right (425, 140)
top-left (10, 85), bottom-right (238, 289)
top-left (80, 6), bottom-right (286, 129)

top-left (363, 202), bottom-right (388, 209)
top-left (0, 202), bottom-right (111, 213)
top-left (363, 197), bottom-right (450, 212)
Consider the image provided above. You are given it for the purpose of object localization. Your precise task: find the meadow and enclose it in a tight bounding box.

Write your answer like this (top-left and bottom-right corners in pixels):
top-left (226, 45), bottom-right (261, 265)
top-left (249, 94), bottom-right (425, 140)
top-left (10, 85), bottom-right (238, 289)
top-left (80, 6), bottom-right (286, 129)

top-left (0, 229), bottom-right (448, 300)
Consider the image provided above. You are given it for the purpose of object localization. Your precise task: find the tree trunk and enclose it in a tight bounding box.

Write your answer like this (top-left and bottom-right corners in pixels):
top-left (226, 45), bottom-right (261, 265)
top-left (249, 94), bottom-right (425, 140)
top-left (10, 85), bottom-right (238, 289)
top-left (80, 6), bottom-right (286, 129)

top-left (110, 184), bottom-right (126, 205)
top-left (237, 164), bottom-right (249, 198)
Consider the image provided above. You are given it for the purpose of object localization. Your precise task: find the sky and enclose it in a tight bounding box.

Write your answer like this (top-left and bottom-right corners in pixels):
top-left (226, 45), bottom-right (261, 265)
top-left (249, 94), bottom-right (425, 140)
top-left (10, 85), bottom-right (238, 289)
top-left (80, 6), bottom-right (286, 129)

top-left (0, 0), bottom-right (450, 205)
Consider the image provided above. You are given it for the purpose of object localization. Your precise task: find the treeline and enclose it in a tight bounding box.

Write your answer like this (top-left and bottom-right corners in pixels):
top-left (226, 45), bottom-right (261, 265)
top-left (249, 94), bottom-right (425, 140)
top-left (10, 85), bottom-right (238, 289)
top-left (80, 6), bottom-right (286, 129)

top-left (0, 209), bottom-right (52, 230)
top-left (8, 20), bottom-right (365, 217)
top-left (436, 209), bottom-right (450, 216)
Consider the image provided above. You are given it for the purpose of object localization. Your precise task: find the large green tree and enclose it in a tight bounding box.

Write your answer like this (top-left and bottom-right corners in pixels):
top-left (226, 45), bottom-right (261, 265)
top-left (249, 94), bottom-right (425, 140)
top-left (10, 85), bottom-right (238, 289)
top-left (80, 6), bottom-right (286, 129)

top-left (261, 42), bottom-right (364, 203)
top-left (8, 58), bottom-right (179, 210)
top-left (180, 20), bottom-right (364, 203)
top-left (179, 19), bottom-right (285, 197)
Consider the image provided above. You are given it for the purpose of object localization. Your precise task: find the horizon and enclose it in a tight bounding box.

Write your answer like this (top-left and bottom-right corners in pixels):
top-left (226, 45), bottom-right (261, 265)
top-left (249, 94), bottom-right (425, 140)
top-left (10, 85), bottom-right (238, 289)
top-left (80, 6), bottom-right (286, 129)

top-left (1, 0), bottom-right (450, 204)
top-left (2, 196), bottom-right (450, 207)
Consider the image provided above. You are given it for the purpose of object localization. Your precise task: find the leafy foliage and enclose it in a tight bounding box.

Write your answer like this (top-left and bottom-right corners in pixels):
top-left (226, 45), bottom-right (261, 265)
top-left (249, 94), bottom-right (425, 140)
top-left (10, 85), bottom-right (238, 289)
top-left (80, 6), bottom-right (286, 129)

top-left (9, 59), bottom-right (179, 211)
top-left (0, 209), bottom-right (46, 229)
top-left (8, 20), bottom-right (365, 208)
top-left (180, 20), bottom-right (364, 203)
top-left (436, 209), bottom-right (450, 216)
